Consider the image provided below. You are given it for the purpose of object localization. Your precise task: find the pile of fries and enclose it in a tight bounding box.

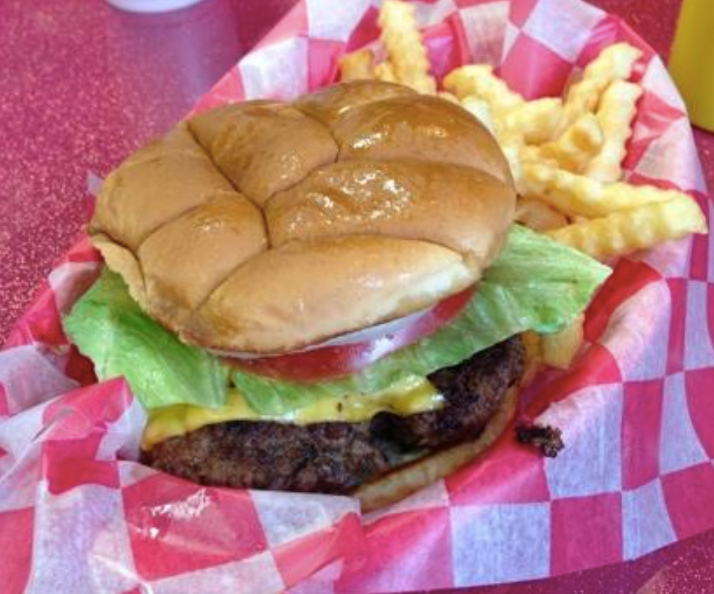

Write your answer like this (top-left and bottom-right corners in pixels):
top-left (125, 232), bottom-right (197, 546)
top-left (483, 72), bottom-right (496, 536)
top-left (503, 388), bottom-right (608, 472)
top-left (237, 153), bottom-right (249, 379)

top-left (339, 0), bottom-right (707, 371)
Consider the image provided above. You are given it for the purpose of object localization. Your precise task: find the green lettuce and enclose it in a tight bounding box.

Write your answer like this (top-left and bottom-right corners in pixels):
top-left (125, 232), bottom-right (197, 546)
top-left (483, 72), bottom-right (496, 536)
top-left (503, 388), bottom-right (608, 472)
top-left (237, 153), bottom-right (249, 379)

top-left (64, 269), bottom-right (227, 409)
top-left (64, 225), bottom-right (610, 414)
top-left (232, 225), bottom-right (611, 414)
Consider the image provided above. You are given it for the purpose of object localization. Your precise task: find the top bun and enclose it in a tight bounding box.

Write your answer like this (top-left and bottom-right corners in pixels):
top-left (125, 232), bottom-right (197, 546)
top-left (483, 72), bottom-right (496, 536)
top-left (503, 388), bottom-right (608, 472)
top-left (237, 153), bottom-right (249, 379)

top-left (90, 81), bottom-right (516, 354)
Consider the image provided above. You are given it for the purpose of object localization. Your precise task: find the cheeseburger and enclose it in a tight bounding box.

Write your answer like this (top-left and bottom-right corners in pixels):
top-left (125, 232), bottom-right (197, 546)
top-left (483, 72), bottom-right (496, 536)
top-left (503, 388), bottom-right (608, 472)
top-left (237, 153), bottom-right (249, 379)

top-left (64, 81), bottom-right (610, 509)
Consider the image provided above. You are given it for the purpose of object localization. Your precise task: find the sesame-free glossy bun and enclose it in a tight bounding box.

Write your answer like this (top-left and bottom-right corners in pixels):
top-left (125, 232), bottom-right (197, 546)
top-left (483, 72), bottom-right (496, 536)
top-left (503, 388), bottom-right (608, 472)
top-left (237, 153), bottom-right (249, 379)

top-left (90, 81), bottom-right (516, 354)
top-left (187, 234), bottom-right (474, 352)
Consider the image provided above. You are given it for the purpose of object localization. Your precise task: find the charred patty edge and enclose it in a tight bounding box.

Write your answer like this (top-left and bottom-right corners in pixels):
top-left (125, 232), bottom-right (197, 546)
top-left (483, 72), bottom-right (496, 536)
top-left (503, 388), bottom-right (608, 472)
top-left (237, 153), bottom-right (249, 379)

top-left (142, 335), bottom-right (525, 494)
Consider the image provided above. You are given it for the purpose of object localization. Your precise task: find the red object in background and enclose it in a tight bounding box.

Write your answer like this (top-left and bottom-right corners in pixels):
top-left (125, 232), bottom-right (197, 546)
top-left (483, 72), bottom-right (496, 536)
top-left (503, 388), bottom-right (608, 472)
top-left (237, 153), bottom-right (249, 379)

top-left (2, 0), bottom-right (714, 592)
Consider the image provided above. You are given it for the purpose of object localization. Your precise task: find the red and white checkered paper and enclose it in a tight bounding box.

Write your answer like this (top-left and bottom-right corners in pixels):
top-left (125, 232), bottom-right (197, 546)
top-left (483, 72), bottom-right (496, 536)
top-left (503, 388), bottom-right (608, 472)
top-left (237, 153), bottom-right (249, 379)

top-left (1, 0), bottom-right (713, 592)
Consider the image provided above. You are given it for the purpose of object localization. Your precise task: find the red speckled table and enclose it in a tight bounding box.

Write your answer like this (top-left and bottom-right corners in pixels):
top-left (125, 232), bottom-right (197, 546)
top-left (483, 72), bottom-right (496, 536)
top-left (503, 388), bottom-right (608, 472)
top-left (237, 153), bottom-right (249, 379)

top-left (1, 0), bottom-right (713, 592)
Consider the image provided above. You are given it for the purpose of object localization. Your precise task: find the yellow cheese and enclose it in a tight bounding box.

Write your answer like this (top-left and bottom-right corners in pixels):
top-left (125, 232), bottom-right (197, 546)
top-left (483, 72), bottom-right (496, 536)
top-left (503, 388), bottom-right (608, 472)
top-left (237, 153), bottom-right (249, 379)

top-left (142, 378), bottom-right (444, 450)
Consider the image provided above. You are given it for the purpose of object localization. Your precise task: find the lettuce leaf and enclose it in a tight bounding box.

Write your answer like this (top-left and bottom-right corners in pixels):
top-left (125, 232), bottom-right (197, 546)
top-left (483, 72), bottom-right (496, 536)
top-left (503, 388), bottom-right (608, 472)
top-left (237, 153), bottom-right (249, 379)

top-left (233, 225), bottom-right (611, 415)
top-left (64, 226), bottom-right (610, 414)
top-left (64, 269), bottom-right (228, 409)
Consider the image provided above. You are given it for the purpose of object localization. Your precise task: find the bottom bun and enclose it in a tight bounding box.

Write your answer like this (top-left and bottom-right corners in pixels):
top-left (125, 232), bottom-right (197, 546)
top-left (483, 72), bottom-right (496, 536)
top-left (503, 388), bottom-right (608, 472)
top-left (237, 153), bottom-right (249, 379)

top-left (352, 386), bottom-right (518, 512)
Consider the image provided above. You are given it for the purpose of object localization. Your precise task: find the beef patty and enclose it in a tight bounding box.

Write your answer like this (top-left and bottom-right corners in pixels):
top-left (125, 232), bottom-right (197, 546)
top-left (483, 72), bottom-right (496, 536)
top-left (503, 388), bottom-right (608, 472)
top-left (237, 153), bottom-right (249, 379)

top-left (143, 335), bottom-right (525, 494)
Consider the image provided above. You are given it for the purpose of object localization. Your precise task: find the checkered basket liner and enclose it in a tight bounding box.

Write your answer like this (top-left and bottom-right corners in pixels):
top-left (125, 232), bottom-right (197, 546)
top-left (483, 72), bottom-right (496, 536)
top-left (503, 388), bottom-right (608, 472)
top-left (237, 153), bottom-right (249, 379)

top-left (0, 0), bottom-right (712, 592)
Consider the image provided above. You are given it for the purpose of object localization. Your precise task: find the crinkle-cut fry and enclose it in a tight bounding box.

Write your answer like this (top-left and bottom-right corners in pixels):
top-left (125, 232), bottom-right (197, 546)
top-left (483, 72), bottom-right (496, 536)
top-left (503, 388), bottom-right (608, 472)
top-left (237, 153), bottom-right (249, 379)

top-left (444, 68), bottom-right (561, 141)
top-left (338, 49), bottom-right (375, 81)
top-left (502, 97), bottom-right (564, 144)
top-left (444, 65), bottom-right (523, 116)
top-left (538, 113), bottom-right (605, 172)
top-left (522, 162), bottom-right (685, 218)
top-left (558, 42), bottom-right (643, 134)
top-left (504, 145), bottom-right (524, 192)
top-left (547, 196), bottom-right (708, 260)
top-left (520, 145), bottom-right (559, 169)
top-left (586, 42), bottom-right (643, 84)
top-left (378, 0), bottom-right (436, 94)
top-left (520, 331), bottom-right (543, 387)
top-left (498, 132), bottom-right (558, 195)
top-left (438, 91), bottom-right (459, 104)
top-left (497, 129), bottom-right (526, 191)
top-left (459, 95), bottom-right (495, 134)
top-left (520, 144), bottom-right (542, 163)
top-left (515, 197), bottom-right (569, 232)
top-left (374, 60), bottom-right (397, 82)
top-left (542, 315), bottom-right (585, 370)
top-left (585, 80), bottom-right (643, 182)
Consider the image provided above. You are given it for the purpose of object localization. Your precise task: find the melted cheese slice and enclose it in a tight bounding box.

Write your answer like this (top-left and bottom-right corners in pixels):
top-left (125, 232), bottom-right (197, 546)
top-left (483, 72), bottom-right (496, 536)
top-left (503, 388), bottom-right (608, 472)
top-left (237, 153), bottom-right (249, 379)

top-left (143, 378), bottom-right (444, 450)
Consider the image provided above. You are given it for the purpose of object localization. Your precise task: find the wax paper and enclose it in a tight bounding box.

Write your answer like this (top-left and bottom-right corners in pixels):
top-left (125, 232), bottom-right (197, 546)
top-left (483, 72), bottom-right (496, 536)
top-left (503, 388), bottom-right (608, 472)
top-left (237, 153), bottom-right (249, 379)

top-left (1, 0), bottom-right (712, 592)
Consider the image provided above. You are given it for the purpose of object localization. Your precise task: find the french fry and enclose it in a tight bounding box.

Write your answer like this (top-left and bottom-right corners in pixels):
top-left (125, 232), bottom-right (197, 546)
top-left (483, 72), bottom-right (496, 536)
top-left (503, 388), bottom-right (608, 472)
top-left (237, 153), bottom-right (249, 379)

top-left (541, 315), bottom-right (585, 369)
top-left (585, 80), bottom-right (643, 182)
top-left (502, 97), bottom-right (563, 144)
top-left (459, 95), bottom-right (495, 134)
top-left (522, 162), bottom-right (683, 218)
top-left (520, 331), bottom-right (543, 387)
top-left (445, 68), bottom-right (562, 148)
top-left (378, 0), bottom-right (436, 94)
top-left (538, 113), bottom-right (604, 172)
top-left (338, 49), bottom-right (375, 81)
top-left (374, 60), bottom-right (397, 82)
top-left (444, 65), bottom-right (523, 116)
top-left (437, 91), bottom-right (460, 104)
top-left (520, 144), bottom-right (562, 170)
top-left (558, 42), bottom-right (642, 134)
top-left (547, 195), bottom-right (707, 260)
top-left (591, 42), bottom-right (643, 79)
top-left (515, 197), bottom-right (569, 232)
top-left (497, 129), bottom-right (527, 191)
top-left (519, 144), bottom-right (543, 163)
top-left (499, 133), bottom-right (558, 195)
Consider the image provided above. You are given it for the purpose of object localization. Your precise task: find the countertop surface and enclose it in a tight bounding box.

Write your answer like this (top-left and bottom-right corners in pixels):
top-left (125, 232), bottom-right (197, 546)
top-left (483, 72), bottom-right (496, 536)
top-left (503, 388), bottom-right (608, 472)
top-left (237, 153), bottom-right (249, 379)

top-left (2, 0), bottom-right (713, 592)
